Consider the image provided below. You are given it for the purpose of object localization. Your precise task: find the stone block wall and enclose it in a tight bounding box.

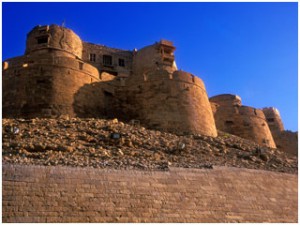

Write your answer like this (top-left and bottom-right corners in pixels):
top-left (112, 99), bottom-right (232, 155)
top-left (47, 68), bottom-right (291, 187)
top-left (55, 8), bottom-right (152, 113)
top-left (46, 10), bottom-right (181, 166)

top-left (2, 164), bottom-right (297, 223)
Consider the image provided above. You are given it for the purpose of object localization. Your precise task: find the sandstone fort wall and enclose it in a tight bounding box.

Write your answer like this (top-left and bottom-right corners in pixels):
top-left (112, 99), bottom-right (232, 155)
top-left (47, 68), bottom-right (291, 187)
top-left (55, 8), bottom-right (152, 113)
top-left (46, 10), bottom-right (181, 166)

top-left (210, 95), bottom-right (276, 148)
top-left (2, 164), bottom-right (297, 223)
top-left (263, 107), bottom-right (285, 133)
top-left (262, 108), bottom-right (297, 155)
top-left (118, 70), bottom-right (217, 136)
top-left (272, 131), bottom-right (298, 155)
top-left (3, 54), bottom-right (100, 118)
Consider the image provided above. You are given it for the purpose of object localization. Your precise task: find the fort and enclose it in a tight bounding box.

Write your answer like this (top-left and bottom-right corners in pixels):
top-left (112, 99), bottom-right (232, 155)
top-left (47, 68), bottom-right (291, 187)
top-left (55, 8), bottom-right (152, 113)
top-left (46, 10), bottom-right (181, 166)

top-left (2, 23), bottom-right (298, 223)
top-left (2, 24), bottom-right (297, 154)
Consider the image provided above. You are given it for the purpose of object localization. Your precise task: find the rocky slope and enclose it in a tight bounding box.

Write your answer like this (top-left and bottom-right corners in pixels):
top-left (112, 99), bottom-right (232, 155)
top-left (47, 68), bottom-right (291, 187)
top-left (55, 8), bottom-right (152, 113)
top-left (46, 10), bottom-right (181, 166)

top-left (2, 118), bottom-right (298, 174)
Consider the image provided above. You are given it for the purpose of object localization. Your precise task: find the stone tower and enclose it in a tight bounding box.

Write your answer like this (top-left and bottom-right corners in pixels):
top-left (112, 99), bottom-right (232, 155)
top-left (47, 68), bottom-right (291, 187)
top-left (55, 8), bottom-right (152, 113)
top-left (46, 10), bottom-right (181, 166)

top-left (119, 40), bottom-right (217, 136)
top-left (263, 107), bottom-right (298, 155)
top-left (210, 94), bottom-right (276, 148)
top-left (3, 25), bottom-right (100, 118)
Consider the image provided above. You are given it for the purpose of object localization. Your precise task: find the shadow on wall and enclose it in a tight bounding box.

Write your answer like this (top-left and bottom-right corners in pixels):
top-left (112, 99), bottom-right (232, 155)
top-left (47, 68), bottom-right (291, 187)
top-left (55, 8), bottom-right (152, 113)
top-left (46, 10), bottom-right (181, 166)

top-left (72, 79), bottom-right (118, 119)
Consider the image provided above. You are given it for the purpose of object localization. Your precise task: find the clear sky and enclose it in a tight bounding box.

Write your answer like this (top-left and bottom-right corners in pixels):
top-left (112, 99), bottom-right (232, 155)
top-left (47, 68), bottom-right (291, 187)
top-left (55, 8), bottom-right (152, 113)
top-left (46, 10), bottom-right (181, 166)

top-left (2, 2), bottom-right (298, 131)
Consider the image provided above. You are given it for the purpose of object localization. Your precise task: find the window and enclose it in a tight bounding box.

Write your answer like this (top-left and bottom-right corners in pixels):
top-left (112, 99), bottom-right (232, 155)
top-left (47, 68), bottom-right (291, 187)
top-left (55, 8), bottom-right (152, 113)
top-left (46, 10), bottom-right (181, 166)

top-left (119, 58), bottom-right (125, 67)
top-left (89, 54), bottom-right (96, 62)
top-left (191, 75), bottom-right (195, 83)
top-left (225, 121), bottom-right (234, 125)
top-left (37, 36), bottom-right (48, 44)
top-left (103, 55), bottom-right (112, 66)
top-left (79, 62), bottom-right (84, 70)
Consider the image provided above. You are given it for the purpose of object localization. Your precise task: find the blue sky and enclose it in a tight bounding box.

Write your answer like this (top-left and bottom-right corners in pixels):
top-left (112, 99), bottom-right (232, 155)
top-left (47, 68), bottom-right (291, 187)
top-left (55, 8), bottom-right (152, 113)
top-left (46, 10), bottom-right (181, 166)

top-left (2, 2), bottom-right (298, 131)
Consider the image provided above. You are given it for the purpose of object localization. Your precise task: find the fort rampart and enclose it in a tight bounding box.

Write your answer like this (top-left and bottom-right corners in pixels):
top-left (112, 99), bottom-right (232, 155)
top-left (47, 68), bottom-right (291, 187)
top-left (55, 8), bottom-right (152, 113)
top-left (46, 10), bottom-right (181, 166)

top-left (2, 164), bottom-right (297, 223)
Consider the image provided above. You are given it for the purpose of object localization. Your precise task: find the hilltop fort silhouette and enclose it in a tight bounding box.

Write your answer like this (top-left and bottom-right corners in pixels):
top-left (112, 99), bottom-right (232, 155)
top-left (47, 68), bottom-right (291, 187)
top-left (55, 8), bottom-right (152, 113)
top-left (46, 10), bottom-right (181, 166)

top-left (2, 24), bottom-right (297, 154)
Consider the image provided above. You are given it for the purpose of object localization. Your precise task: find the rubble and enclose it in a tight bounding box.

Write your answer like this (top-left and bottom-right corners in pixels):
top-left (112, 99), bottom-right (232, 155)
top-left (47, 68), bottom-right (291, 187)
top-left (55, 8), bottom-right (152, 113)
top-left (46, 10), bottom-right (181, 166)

top-left (2, 118), bottom-right (298, 174)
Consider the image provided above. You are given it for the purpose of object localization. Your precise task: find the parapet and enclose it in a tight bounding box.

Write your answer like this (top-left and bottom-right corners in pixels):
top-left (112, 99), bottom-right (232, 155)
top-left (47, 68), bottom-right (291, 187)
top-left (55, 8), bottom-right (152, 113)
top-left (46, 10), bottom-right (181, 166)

top-left (3, 55), bottom-right (99, 80)
top-left (239, 106), bottom-right (266, 119)
top-left (25, 24), bottom-right (83, 59)
top-left (172, 70), bottom-right (205, 89)
top-left (210, 94), bottom-right (242, 107)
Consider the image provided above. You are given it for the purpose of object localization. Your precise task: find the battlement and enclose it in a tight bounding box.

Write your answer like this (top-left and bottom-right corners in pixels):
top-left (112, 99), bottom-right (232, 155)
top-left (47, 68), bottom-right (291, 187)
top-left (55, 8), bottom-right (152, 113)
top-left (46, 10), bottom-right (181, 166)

top-left (172, 70), bottom-right (205, 89)
top-left (239, 106), bottom-right (266, 119)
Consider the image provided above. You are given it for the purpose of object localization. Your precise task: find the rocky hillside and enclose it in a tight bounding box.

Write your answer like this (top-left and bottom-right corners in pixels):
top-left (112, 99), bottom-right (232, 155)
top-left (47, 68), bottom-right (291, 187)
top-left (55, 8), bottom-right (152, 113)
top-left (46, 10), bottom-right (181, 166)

top-left (2, 118), bottom-right (297, 174)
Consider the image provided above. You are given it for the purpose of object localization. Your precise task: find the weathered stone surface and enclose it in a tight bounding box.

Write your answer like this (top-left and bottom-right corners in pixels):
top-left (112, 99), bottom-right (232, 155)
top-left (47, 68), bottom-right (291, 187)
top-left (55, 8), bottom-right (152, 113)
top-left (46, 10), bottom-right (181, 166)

top-left (2, 164), bottom-right (297, 223)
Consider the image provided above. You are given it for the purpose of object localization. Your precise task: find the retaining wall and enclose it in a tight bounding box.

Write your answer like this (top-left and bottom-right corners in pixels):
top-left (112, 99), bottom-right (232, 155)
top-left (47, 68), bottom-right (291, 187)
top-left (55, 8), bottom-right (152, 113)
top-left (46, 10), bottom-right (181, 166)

top-left (2, 164), bottom-right (297, 223)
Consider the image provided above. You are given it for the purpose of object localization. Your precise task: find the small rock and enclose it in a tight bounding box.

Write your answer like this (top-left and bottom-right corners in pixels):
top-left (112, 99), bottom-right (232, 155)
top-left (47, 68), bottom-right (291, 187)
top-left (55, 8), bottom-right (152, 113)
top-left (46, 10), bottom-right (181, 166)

top-left (112, 118), bottom-right (118, 124)
top-left (219, 147), bottom-right (227, 154)
top-left (260, 153), bottom-right (269, 162)
top-left (124, 139), bottom-right (134, 147)
top-left (118, 149), bottom-right (124, 156)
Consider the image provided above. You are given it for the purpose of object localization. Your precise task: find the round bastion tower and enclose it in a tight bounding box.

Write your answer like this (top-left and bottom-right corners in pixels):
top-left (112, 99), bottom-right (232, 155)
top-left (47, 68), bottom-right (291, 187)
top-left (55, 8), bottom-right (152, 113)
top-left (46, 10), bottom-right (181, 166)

top-left (262, 107), bottom-right (285, 134)
top-left (121, 40), bottom-right (217, 137)
top-left (3, 24), bottom-right (100, 118)
top-left (210, 94), bottom-right (276, 148)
